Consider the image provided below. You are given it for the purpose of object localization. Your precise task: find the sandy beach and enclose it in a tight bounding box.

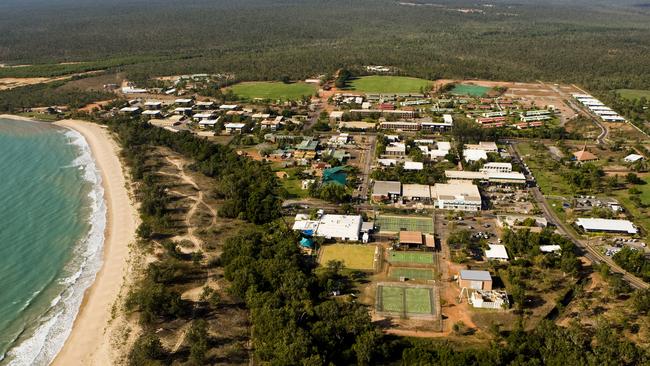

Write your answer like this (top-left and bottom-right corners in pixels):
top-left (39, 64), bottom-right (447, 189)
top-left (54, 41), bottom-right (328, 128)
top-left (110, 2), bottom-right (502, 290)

top-left (50, 119), bottom-right (138, 365)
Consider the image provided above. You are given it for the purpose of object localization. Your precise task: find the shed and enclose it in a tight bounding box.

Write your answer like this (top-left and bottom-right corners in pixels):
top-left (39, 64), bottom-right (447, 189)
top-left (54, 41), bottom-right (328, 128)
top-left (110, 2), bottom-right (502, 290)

top-left (458, 270), bottom-right (492, 290)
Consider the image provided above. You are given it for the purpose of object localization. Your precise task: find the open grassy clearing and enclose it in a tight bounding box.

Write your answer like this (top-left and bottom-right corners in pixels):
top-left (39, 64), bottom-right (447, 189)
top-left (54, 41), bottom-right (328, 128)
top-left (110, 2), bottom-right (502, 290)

top-left (319, 244), bottom-right (377, 270)
top-left (617, 89), bottom-right (650, 100)
top-left (347, 76), bottom-right (432, 93)
top-left (390, 267), bottom-right (433, 280)
top-left (450, 84), bottom-right (490, 97)
top-left (388, 251), bottom-right (434, 264)
top-left (375, 215), bottom-right (433, 233)
top-left (516, 142), bottom-right (572, 196)
top-left (227, 81), bottom-right (317, 100)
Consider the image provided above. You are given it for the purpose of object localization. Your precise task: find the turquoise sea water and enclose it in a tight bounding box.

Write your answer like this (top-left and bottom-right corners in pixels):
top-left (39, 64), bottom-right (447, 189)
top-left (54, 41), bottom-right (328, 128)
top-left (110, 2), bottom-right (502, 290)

top-left (0, 118), bottom-right (106, 365)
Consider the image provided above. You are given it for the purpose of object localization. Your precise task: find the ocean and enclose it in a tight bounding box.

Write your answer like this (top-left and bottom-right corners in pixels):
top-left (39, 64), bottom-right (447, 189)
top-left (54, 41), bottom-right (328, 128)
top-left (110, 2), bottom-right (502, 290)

top-left (0, 118), bottom-right (106, 365)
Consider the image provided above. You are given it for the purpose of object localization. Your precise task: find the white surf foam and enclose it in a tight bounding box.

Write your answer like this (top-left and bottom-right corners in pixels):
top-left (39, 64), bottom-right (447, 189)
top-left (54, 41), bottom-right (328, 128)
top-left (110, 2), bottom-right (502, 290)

top-left (4, 128), bottom-right (107, 366)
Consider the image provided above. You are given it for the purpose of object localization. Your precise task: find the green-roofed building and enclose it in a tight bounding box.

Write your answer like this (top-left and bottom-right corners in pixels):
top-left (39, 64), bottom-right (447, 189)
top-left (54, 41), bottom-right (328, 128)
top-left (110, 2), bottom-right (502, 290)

top-left (296, 137), bottom-right (319, 151)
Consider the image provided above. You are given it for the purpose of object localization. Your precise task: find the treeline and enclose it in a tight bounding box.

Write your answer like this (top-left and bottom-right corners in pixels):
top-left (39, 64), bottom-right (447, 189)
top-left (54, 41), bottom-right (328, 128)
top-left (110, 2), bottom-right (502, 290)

top-left (1, 1), bottom-right (649, 91)
top-left (0, 81), bottom-right (112, 112)
top-left (108, 119), bottom-right (281, 224)
top-left (614, 247), bottom-right (650, 282)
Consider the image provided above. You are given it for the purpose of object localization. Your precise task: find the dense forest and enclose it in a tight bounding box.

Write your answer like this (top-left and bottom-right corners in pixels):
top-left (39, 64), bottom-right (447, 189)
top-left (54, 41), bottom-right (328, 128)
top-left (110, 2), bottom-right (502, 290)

top-left (0, 0), bottom-right (649, 90)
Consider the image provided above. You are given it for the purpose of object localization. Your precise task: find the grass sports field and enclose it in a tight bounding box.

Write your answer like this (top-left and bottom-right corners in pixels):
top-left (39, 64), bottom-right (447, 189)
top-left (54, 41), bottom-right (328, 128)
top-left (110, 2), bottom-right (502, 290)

top-left (389, 251), bottom-right (434, 264)
top-left (319, 244), bottom-right (377, 270)
top-left (347, 76), bottom-right (432, 93)
top-left (390, 268), bottom-right (433, 280)
top-left (375, 215), bottom-right (433, 233)
top-left (617, 89), bottom-right (650, 100)
top-left (379, 285), bottom-right (433, 314)
top-left (228, 81), bottom-right (317, 100)
top-left (450, 84), bottom-right (490, 97)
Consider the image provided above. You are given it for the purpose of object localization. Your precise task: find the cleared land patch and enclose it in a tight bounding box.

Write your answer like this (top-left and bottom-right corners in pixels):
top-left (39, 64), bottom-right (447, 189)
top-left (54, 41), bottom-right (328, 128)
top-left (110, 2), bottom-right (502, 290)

top-left (228, 81), bottom-right (317, 100)
top-left (390, 268), bottom-right (433, 280)
top-left (347, 76), bottom-right (432, 93)
top-left (617, 89), bottom-right (650, 100)
top-left (319, 244), bottom-right (377, 270)
top-left (389, 251), bottom-right (434, 265)
top-left (450, 84), bottom-right (490, 97)
top-left (375, 215), bottom-right (433, 233)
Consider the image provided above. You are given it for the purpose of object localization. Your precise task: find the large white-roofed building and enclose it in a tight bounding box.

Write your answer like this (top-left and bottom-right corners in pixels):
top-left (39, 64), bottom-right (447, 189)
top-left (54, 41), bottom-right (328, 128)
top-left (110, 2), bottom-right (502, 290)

top-left (432, 182), bottom-right (482, 211)
top-left (292, 213), bottom-right (363, 241)
top-left (402, 184), bottom-right (432, 202)
top-left (575, 218), bottom-right (637, 234)
top-left (485, 244), bottom-right (509, 261)
top-left (463, 149), bottom-right (488, 162)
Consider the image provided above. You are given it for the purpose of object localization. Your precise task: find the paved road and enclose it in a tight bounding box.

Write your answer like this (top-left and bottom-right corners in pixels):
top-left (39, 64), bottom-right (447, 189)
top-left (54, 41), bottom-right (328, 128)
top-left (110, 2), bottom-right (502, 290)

top-left (510, 143), bottom-right (649, 289)
top-left (357, 134), bottom-right (377, 200)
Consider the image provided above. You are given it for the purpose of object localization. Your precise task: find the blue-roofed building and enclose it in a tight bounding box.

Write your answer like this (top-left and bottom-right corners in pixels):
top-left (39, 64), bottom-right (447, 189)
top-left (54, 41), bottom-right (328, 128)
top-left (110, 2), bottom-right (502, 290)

top-left (322, 166), bottom-right (348, 186)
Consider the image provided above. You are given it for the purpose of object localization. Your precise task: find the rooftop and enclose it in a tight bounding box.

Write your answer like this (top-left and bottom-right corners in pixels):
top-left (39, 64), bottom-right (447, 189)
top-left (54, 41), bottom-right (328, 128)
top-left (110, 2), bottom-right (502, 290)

top-left (373, 180), bottom-right (401, 196)
top-left (460, 270), bottom-right (492, 281)
top-left (399, 231), bottom-right (423, 245)
top-left (576, 218), bottom-right (637, 234)
top-left (485, 244), bottom-right (509, 260)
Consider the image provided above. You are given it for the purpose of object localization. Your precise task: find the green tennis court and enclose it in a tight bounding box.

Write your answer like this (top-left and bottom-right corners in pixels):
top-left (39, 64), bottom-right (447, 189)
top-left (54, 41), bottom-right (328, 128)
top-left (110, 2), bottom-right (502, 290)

top-left (406, 288), bottom-right (433, 313)
top-left (390, 268), bottom-right (434, 280)
top-left (378, 285), bottom-right (434, 315)
top-left (389, 251), bottom-right (434, 264)
top-left (450, 84), bottom-right (490, 97)
top-left (375, 215), bottom-right (433, 233)
top-left (380, 286), bottom-right (404, 312)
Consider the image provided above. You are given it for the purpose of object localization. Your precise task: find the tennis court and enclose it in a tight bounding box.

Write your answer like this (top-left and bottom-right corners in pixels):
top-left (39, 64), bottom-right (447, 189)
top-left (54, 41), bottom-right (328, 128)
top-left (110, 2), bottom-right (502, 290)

top-left (390, 268), bottom-right (434, 280)
top-left (377, 285), bottom-right (434, 315)
top-left (450, 84), bottom-right (490, 97)
top-left (319, 244), bottom-right (377, 270)
top-left (375, 215), bottom-right (433, 233)
top-left (389, 251), bottom-right (434, 264)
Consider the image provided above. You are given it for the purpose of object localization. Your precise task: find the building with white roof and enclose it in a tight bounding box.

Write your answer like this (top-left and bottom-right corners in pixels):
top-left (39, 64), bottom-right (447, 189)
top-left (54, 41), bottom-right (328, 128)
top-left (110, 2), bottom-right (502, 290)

top-left (292, 213), bottom-right (363, 241)
top-left (219, 104), bottom-right (239, 110)
top-left (432, 182), bottom-right (482, 211)
top-left (224, 123), bottom-right (246, 134)
top-left (404, 161), bottom-right (424, 171)
top-left (540, 245), bottom-right (562, 253)
top-left (485, 244), bottom-right (509, 261)
top-left (402, 184), bottom-right (432, 201)
top-left (463, 149), bottom-right (488, 162)
top-left (624, 154), bottom-right (644, 163)
top-left (377, 159), bottom-right (397, 167)
top-left (386, 142), bottom-right (407, 156)
top-left (576, 218), bottom-right (637, 234)
top-left (480, 162), bottom-right (512, 173)
top-left (465, 141), bottom-right (498, 152)
top-left (372, 181), bottom-right (402, 201)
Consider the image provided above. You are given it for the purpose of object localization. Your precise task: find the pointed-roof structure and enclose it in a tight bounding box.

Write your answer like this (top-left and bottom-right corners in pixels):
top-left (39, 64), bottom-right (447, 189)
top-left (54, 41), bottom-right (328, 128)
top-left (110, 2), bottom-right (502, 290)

top-left (573, 143), bottom-right (598, 162)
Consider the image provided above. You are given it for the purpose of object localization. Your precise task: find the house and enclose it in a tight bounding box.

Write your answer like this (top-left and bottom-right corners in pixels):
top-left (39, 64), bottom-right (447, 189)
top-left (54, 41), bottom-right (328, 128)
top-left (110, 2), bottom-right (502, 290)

top-left (192, 112), bottom-right (217, 122)
top-left (198, 119), bottom-right (219, 129)
top-left (195, 101), bottom-right (215, 110)
top-left (292, 213), bottom-right (363, 241)
top-left (372, 181), bottom-right (402, 202)
top-left (540, 245), bottom-right (562, 253)
top-left (174, 107), bottom-right (193, 116)
top-left (624, 154), bottom-right (644, 163)
top-left (224, 123), bottom-right (246, 134)
top-left (175, 98), bottom-right (194, 107)
top-left (219, 104), bottom-right (240, 111)
top-left (141, 110), bottom-right (162, 119)
top-left (575, 218), bottom-right (637, 235)
top-left (385, 142), bottom-right (407, 156)
top-left (144, 101), bottom-right (162, 110)
top-left (404, 161), bottom-right (424, 171)
top-left (322, 166), bottom-right (347, 186)
top-left (480, 162), bottom-right (512, 174)
top-left (485, 244), bottom-right (509, 261)
top-left (329, 111), bottom-right (345, 121)
top-left (573, 146), bottom-right (598, 162)
top-left (432, 182), bottom-right (482, 211)
top-left (296, 137), bottom-right (319, 151)
top-left (402, 184), bottom-right (432, 202)
top-left (458, 270), bottom-right (492, 290)
top-left (378, 159), bottom-right (397, 167)
top-left (119, 106), bottom-right (141, 116)
top-left (379, 121), bottom-right (420, 131)
top-left (261, 116), bottom-right (284, 130)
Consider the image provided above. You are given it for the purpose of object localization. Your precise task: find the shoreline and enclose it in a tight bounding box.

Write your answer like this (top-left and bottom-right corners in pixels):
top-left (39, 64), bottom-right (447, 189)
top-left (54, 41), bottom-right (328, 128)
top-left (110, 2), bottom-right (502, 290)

top-left (50, 119), bottom-right (138, 365)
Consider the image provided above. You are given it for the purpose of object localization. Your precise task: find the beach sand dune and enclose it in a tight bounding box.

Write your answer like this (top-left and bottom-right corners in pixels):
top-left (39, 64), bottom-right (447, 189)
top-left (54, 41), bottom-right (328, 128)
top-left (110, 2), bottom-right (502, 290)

top-left (52, 120), bottom-right (138, 366)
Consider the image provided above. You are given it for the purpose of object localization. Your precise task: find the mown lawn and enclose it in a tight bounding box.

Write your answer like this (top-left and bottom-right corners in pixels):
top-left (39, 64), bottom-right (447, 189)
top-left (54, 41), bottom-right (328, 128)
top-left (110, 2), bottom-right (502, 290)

top-left (516, 142), bottom-right (572, 196)
top-left (228, 81), bottom-right (317, 100)
top-left (347, 76), bottom-right (432, 93)
top-left (617, 89), bottom-right (650, 101)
